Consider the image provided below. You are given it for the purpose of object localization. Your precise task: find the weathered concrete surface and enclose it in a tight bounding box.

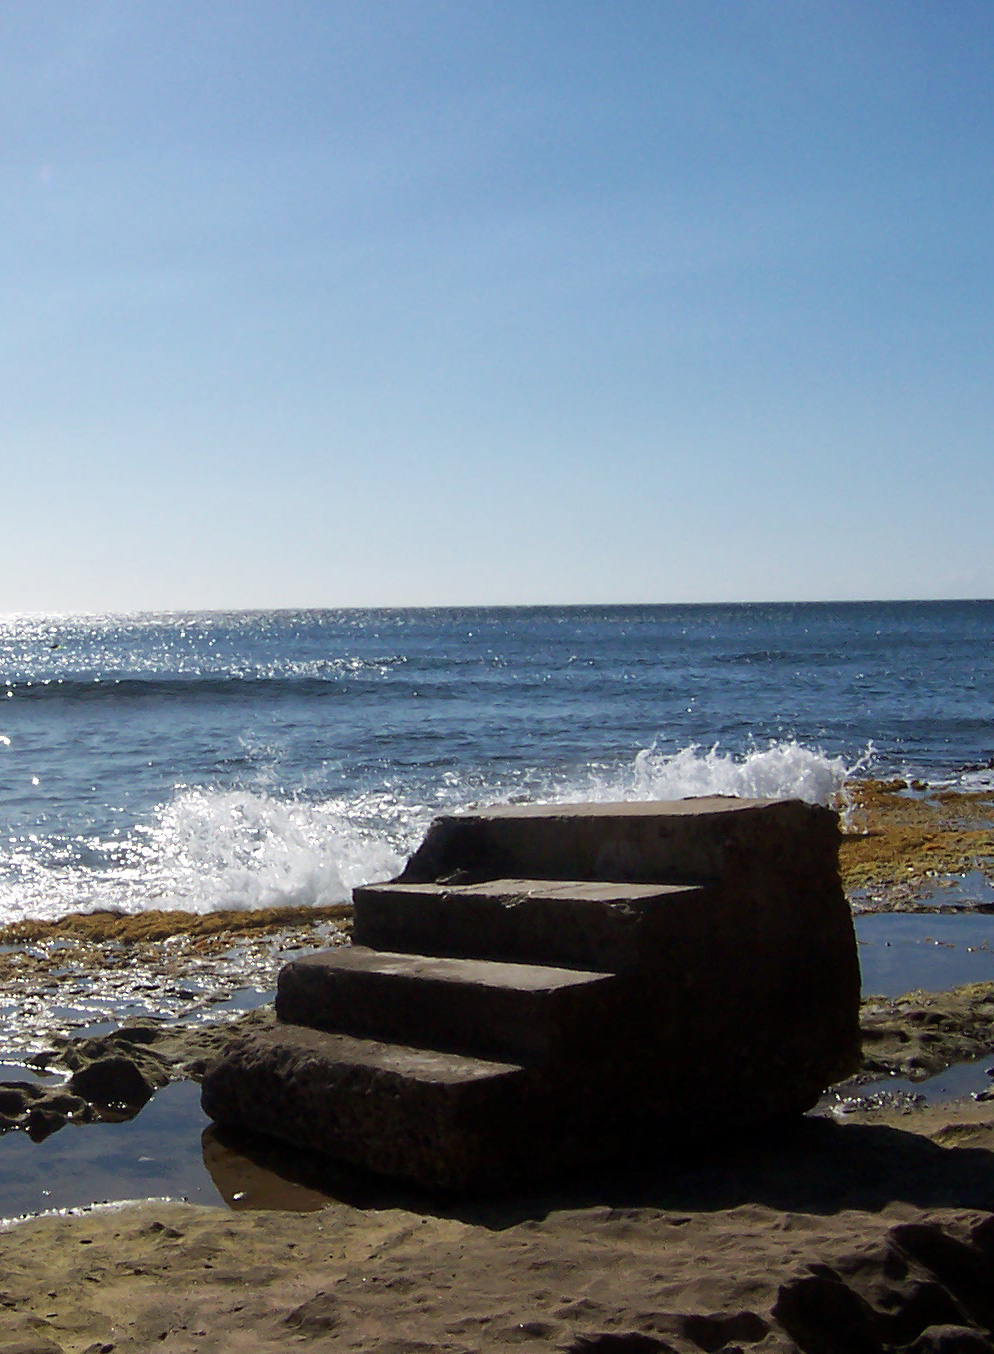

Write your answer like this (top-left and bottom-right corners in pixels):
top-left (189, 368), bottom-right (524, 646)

top-left (353, 878), bottom-right (712, 971)
top-left (276, 946), bottom-right (617, 1063)
top-left (371, 796), bottom-right (862, 1115)
top-left (200, 1023), bottom-right (531, 1190)
top-left (397, 796), bottom-right (836, 887)
top-left (203, 796), bottom-right (862, 1189)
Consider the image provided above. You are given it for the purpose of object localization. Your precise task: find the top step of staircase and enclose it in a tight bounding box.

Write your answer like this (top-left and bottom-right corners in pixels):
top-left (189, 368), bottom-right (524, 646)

top-left (396, 796), bottom-right (840, 888)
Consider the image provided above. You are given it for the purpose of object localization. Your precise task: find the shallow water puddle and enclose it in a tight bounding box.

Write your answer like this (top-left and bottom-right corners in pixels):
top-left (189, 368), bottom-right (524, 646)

top-left (0, 982), bottom-right (275, 1062)
top-left (850, 870), bottom-right (994, 914)
top-left (855, 911), bottom-right (994, 997)
top-left (821, 1050), bottom-right (994, 1116)
top-left (0, 1060), bottom-right (56, 1084)
top-left (923, 869), bottom-right (994, 908)
top-left (0, 1080), bottom-right (223, 1220)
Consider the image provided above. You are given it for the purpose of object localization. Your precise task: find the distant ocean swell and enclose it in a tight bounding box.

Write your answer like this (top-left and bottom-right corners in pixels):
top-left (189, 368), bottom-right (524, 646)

top-left (1, 669), bottom-right (408, 703)
top-left (0, 739), bottom-right (862, 926)
top-left (0, 667), bottom-right (615, 704)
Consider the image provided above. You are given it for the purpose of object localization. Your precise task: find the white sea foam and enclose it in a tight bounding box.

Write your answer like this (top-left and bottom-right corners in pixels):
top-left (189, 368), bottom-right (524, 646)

top-left (0, 790), bottom-right (412, 924)
top-left (929, 765), bottom-right (994, 793)
top-left (621, 740), bottom-right (855, 806)
top-left (0, 740), bottom-right (867, 924)
top-left (134, 788), bottom-right (409, 914)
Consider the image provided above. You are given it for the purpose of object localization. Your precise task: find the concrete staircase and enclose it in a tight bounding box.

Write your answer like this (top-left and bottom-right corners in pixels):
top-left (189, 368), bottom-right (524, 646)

top-left (201, 797), bottom-right (862, 1190)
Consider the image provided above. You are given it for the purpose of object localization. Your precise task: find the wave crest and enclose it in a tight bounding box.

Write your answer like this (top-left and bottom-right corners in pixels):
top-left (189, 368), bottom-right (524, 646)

top-left (624, 740), bottom-right (856, 806)
top-left (0, 740), bottom-right (868, 924)
top-left (136, 789), bottom-right (408, 914)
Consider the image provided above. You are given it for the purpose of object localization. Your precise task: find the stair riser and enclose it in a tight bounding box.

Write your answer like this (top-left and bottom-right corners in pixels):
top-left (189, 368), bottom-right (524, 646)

top-left (352, 887), bottom-right (709, 971)
top-left (276, 962), bottom-right (619, 1064)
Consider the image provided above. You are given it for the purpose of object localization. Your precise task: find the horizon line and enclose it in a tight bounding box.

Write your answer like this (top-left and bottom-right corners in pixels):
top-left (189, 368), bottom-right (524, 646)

top-left (3, 596), bottom-right (993, 621)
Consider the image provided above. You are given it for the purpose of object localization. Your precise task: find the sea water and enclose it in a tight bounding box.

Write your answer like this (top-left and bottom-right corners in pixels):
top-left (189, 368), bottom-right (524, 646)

top-left (1, 600), bottom-right (992, 926)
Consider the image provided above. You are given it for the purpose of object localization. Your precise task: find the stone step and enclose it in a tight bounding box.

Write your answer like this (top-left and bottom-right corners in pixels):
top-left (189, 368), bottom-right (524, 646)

top-left (200, 796), bottom-right (863, 1192)
top-left (353, 877), bottom-right (711, 971)
top-left (200, 1024), bottom-right (531, 1191)
top-left (276, 946), bottom-right (617, 1064)
top-left (396, 796), bottom-right (839, 888)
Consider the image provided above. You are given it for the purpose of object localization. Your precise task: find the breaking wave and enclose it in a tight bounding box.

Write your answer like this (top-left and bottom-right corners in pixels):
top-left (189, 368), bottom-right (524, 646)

top-left (623, 740), bottom-right (860, 805)
top-left (0, 740), bottom-right (868, 925)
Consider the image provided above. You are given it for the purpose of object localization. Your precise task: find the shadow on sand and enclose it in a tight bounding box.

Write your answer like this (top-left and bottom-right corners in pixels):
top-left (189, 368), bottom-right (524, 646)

top-left (203, 1110), bottom-right (994, 1228)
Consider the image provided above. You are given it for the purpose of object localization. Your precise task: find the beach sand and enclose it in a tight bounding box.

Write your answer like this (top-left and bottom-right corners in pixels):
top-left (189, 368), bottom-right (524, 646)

top-left (2, 1100), bottom-right (994, 1352)
top-left (1, 781), bottom-right (994, 1352)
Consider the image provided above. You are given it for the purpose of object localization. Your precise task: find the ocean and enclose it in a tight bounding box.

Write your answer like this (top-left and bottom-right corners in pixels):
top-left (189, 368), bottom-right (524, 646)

top-left (2, 600), bottom-right (992, 927)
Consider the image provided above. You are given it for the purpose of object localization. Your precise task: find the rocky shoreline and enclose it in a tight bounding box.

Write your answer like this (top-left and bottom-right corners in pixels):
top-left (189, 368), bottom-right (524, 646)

top-left (839, 778), bottom-right (994, 909)
top-left (3, 977), bottom-right (993, 1146)
top-left (1, 781), bottom-right (993, 1350)
top-left (2, 780), bottom-right (992, 1141)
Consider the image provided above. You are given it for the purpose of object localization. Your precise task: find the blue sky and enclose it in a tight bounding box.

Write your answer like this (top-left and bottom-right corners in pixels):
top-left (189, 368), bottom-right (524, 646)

top-left (4, 1), bottom-right (992, 611)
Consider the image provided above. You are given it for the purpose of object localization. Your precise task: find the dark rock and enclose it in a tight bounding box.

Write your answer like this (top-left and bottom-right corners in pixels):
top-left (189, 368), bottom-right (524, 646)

top-left (111, 1023), bottom-right (163, 1046)
top-left (680, 1311), bottom-right (769, 1351)
top-left (26, 1106), bottom-right (68, 1142)
top-left (905, 1326), bottom-right (994, 1352)
top-left (44, 1091), bottom-right (90, 1118)
top-left (69, 1056), bottom-right (157, 1111)
top-left (0, 1084), bottom-right (37, 1117)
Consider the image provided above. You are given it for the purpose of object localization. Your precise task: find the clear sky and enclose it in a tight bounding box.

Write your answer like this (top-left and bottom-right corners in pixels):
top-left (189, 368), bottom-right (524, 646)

top-left (4, 1), bottom-right (993, 612)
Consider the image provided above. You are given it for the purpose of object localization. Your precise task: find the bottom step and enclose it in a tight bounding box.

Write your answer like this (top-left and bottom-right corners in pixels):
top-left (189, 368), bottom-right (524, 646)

top-left (201, 1025), bottom-right (536, 1191)
top-left (200, 1021), bottom-right (829, 1191)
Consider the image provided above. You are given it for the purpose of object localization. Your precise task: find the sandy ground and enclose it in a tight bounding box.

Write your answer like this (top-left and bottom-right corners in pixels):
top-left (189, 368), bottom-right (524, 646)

top-left (2, 783), bottom-right (994, 1352)
top-left (2, 1099), bottom-right (994, 1352)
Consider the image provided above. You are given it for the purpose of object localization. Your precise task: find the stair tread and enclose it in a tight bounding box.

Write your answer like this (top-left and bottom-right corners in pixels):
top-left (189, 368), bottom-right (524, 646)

top-left (247, 1022), bottom-right (525, 1082)
top-left (358, 878), bottom-right (707, 901)
top-left (351, 878), bottom-right (713, 972)
top-left (287, 945), bottom-right (614, 991)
